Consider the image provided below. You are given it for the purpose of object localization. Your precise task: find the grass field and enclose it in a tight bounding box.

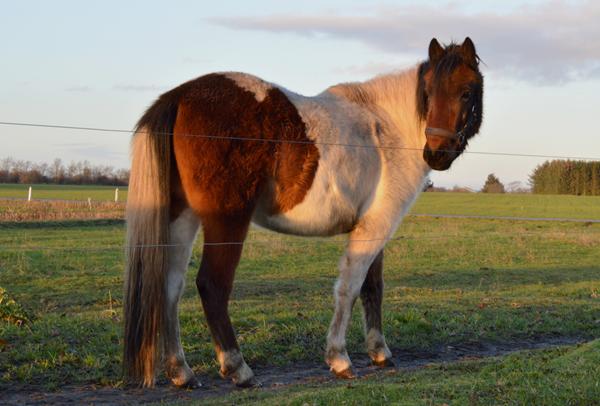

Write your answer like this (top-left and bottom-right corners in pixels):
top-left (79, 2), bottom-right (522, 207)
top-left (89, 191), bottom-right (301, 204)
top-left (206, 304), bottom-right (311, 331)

top-left (1, 192), bottom-right (599, 404)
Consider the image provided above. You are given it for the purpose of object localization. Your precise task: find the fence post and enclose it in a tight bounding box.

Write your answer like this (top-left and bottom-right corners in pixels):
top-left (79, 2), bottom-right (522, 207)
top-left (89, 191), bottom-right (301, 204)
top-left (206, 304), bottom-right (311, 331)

top-left (115, 187), bottom-right (119, 202)
top-left (28, 186), bottom-right (32, 202)
top-left (88, 197), bottom-right (92, 210)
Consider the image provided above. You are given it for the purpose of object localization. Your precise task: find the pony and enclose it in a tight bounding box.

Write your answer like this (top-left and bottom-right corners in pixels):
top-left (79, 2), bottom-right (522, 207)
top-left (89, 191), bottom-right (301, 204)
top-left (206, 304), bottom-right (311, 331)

top-left (123, 37), bottom-right (484, 388)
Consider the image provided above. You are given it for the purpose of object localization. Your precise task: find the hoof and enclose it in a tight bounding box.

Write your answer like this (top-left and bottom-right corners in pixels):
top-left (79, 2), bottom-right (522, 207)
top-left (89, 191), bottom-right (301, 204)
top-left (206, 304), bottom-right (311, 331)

top-left (372, 357), bottom-right (395, 368)
top-left (332, 367), bottom-right (356, 379)
top-left (175, 376), bottom-right (201, 389)
top-left (235, 375), bottom-right (261, 388)
top-left (168, 363), bottom-right (200, 389)
top-left (221, 359), bottom-right (257, 388)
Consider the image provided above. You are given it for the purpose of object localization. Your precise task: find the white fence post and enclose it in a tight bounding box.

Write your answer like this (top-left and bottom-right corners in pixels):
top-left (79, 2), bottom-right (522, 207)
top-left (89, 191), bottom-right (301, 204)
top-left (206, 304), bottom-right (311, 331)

top-left (87, 197), bottom-right (92, 210)
top-left (114, 187), bottom-right (119, 202)
top-left (28, 186), bottom-right (32, 202)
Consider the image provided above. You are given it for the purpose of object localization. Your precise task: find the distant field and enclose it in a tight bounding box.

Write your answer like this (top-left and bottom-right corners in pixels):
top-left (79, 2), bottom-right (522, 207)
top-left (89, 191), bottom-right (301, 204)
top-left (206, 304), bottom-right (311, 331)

top-left (0, 184), bottom-right (128, 202)
top-left (1, 184), bottom-right (600, 220)
top-left (413, 192), bottom-right (600, 219)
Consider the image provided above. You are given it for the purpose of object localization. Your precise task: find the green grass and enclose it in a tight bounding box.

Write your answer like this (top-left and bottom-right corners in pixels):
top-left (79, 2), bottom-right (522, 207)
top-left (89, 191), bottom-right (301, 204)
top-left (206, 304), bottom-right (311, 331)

top-left (412, 192), bottom-right (600, 219)
top-left (0, 193), bottom-right (599, 404)
top-left (0, 184), bottom-right (128, 202)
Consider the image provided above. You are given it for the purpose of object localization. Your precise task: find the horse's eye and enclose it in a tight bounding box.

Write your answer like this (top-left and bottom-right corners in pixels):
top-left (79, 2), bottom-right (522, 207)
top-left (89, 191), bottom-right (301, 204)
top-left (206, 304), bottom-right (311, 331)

top-left (461, 90), bottom-right (471, 102)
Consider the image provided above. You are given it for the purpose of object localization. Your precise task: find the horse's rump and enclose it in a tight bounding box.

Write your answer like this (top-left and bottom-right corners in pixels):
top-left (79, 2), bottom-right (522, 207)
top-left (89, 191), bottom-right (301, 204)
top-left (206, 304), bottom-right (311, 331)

top-left (171, 73), bottom-right (320, 218)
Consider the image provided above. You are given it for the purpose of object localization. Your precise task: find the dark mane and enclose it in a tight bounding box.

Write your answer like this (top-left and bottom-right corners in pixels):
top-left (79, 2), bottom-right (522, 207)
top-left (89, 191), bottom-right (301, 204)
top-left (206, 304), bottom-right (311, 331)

top-left (416, 62), bottom-right (430, 120)
top-left (435, 44), bottom-right (481, 83)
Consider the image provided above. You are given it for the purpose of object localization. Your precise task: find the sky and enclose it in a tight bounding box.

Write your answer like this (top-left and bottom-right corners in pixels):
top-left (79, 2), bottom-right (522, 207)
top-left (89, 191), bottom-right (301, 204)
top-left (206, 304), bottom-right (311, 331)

top-left (2, 0), bottom-right (599, 189)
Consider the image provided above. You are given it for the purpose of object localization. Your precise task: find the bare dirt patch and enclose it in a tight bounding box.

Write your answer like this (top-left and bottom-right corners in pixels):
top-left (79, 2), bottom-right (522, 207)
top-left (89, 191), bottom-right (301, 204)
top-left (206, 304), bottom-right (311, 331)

top-left (0, 336), bottom-right (583, 405)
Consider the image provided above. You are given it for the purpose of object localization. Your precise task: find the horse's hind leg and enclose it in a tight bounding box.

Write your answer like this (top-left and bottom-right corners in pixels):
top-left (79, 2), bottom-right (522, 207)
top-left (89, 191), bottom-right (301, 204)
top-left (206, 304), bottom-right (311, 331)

top-left (360, 251), bottom-right (393, 367)
top-left (195, 214), bottom-right (256, 387)
top-left (164, 208), bottom-right (201, 387)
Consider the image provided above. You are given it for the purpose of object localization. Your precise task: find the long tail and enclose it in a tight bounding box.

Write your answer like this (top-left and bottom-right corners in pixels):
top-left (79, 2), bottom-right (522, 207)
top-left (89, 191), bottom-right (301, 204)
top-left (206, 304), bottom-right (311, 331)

top-left (123, 91), bottom-right (180, 387)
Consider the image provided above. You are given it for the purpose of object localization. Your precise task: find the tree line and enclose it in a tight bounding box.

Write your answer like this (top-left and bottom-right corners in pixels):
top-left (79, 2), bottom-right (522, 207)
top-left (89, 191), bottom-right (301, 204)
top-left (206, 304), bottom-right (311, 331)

top-left (529, 160), bottom-right (600, 195)
top-left (0, 157), bottom-right (129, 186)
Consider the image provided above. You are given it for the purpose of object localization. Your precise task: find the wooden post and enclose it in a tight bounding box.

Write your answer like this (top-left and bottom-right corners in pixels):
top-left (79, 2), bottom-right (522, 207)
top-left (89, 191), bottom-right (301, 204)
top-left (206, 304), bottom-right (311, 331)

top-left (28, 186), bottom-right (32, 202)
top-left (88, 197), bottom-right (92, 210)
top-left (114, 187), bottom-right (119, 202)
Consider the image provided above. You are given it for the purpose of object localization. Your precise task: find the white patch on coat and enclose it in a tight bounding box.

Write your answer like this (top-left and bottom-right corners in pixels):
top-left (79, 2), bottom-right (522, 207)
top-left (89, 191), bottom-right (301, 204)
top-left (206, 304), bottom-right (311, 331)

top-left (248, 68), bottom-right (433, 374)
top-left (235, 67), bottom-right (434, 375)
top-left (223, 72), bottom-right (273, 102)
top-left (253, 91), bottom-right (382, 236)
top-left (253, 67), bottom-right (431, 239)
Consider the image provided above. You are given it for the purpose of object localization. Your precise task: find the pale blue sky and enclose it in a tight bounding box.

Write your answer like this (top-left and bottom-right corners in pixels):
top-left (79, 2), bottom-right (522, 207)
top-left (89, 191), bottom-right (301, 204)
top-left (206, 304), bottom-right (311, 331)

top-left (2, 0), bottom-right (599, 189)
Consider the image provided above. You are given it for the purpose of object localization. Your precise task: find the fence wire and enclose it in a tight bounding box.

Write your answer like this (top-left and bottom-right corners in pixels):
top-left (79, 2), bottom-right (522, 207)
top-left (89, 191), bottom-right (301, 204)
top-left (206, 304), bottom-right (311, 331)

top-left (0, 227), bottom-right (598, 252)
top-left (0, 121), bottom-right (599, 255)
top-left (2, 120), bottom-right (600, 161)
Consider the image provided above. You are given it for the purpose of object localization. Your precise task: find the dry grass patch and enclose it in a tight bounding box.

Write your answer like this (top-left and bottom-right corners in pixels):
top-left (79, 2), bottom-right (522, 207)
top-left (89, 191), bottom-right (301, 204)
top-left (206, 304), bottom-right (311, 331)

top-left (0, 199), bottom-right (125, 222)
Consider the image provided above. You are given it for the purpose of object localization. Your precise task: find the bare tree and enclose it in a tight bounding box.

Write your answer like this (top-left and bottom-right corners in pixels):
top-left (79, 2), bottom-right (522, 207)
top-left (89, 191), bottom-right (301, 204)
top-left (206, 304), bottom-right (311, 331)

top-left (0, 157), bottom-right (129, 185)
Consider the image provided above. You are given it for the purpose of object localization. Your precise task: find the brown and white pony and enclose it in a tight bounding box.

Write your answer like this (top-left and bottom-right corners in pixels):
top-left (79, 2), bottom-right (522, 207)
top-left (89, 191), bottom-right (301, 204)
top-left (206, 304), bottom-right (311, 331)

top-left (124, 37), bottom-right (483, 388)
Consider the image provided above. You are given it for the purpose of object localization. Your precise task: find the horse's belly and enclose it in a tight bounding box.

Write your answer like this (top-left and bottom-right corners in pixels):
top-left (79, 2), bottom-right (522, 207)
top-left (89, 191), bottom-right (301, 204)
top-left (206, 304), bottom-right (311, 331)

top-left (252, 181), bottom-right (359, 237)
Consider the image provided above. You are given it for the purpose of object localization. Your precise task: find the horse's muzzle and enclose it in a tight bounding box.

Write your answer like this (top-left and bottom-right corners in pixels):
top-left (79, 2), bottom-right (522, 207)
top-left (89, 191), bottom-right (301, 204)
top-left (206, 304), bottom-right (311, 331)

top-left (423, 127), bottom-right (462, 171)
top-left (425, 127), bottom-right (463, 143)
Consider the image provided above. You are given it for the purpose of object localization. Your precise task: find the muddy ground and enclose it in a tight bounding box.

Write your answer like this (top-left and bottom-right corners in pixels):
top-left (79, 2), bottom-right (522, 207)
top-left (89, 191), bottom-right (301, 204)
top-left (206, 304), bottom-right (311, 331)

top-left (1, 337), bottom-right (582, 405)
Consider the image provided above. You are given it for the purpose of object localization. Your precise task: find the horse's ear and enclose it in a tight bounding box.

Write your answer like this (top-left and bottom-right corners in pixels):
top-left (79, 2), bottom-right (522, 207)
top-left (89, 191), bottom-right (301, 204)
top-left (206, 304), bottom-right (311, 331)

top-left (461, 37), bottom-right (478, 66)
top-left (428, 38), bottom-right (444, 65)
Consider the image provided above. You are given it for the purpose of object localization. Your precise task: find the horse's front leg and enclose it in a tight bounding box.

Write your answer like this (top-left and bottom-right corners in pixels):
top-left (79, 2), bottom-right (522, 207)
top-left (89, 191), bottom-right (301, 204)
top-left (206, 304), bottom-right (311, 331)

top-left (360, 251), bottom-right (394, 367)
top-left (325, 232), bottom-right (389, 378)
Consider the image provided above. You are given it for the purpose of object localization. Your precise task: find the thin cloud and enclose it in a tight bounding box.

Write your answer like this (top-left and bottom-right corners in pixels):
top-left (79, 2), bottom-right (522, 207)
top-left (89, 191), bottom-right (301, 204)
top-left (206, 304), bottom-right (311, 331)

top-left (113, 84), bottom-right (166, 92)
top-left (332, 61), bottom-right (407, 76)
top-left (65, 85), bottom-right (92, 92)
top-left (210, 1), bottom-right (600, 84)
top-left (55, 142), bottom-right (127, 161)
top-left (182, 56), bottom-right (213, 64)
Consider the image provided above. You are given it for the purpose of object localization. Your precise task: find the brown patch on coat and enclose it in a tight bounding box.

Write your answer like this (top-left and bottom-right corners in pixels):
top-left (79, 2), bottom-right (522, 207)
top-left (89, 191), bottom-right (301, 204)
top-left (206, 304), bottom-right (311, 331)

top-left (170, 73), bottom-right (319, 218)
top-left (164, 74), bottom-right (321, 367)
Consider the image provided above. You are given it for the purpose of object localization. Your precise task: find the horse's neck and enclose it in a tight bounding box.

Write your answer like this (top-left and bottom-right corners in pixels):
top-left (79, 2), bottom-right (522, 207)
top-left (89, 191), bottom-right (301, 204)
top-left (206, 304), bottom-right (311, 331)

top-left (327, 66), bottom-right (426, 150)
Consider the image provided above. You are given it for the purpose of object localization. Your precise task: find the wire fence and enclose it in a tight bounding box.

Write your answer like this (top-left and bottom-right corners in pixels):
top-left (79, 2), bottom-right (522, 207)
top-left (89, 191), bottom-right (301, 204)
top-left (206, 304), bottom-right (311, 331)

top-left (1, 223), bottom-right (598, 252)
top-left (0, 120), bottom-right (599, 254)
top-left (2, 120), bottom-right (600, 161)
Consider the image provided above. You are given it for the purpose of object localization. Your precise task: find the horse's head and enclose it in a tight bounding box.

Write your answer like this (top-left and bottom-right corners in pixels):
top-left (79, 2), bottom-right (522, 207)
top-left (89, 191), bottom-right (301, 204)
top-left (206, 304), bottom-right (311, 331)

top-left (417, 37), bottom-right (483, 170)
